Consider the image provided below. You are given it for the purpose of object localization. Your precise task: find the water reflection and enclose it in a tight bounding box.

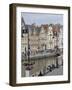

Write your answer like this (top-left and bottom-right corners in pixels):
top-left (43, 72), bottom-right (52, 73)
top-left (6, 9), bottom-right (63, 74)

top-left (21, 55), bottom-right (63, 77)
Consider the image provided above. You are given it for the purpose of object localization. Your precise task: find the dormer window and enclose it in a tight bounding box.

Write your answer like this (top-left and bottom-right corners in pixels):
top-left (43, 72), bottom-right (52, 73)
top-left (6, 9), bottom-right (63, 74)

top-left (21, 28), bottom-right (28, 38)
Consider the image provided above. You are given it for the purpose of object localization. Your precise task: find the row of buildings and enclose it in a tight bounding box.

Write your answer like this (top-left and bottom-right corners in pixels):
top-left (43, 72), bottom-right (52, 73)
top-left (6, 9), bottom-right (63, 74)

top-left (21, 17), bottom-right (63, 57)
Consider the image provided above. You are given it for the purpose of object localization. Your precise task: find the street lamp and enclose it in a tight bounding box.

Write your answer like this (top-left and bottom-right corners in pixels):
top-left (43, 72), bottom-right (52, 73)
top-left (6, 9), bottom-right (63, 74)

top-left (55, 32), bottom-right (60, 68)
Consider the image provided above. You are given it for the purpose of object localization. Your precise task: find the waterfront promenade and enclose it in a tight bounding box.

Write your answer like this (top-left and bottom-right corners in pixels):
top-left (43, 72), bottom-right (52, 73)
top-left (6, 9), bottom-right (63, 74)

top-left (22, 48), bottom-right (62, 61)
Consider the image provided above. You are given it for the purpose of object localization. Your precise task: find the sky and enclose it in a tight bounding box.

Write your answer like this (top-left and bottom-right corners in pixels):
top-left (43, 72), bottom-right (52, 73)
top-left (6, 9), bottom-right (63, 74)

top-left (21, 12), bottom-right (63, 26)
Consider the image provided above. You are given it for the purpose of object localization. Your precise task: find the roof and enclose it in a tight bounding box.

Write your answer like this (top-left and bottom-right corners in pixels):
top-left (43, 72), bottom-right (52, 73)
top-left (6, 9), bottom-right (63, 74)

top-left (41, 24), bottom-right (48, 33)
top-left (22, 23), bottom-right (63, 36)
top-left (21, 17), bottom-right (25, 26)
top-left (52, 24), bottom-right (61, 33)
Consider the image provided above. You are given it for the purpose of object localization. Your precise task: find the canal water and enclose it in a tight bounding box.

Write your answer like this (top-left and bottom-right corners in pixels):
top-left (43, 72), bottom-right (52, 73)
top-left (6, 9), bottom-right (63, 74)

top-left (21, 55), bottom-right (63, 77)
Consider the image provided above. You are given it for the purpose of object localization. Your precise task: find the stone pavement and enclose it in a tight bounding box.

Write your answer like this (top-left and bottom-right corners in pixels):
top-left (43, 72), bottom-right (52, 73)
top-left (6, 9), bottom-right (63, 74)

top-left (45, 66), bottom-right (63, 76)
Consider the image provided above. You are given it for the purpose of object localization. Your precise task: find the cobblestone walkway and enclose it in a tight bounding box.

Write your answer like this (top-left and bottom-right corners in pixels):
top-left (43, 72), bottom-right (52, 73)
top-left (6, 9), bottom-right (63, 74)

top-left (45, 66), bottom-right (63, 76)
